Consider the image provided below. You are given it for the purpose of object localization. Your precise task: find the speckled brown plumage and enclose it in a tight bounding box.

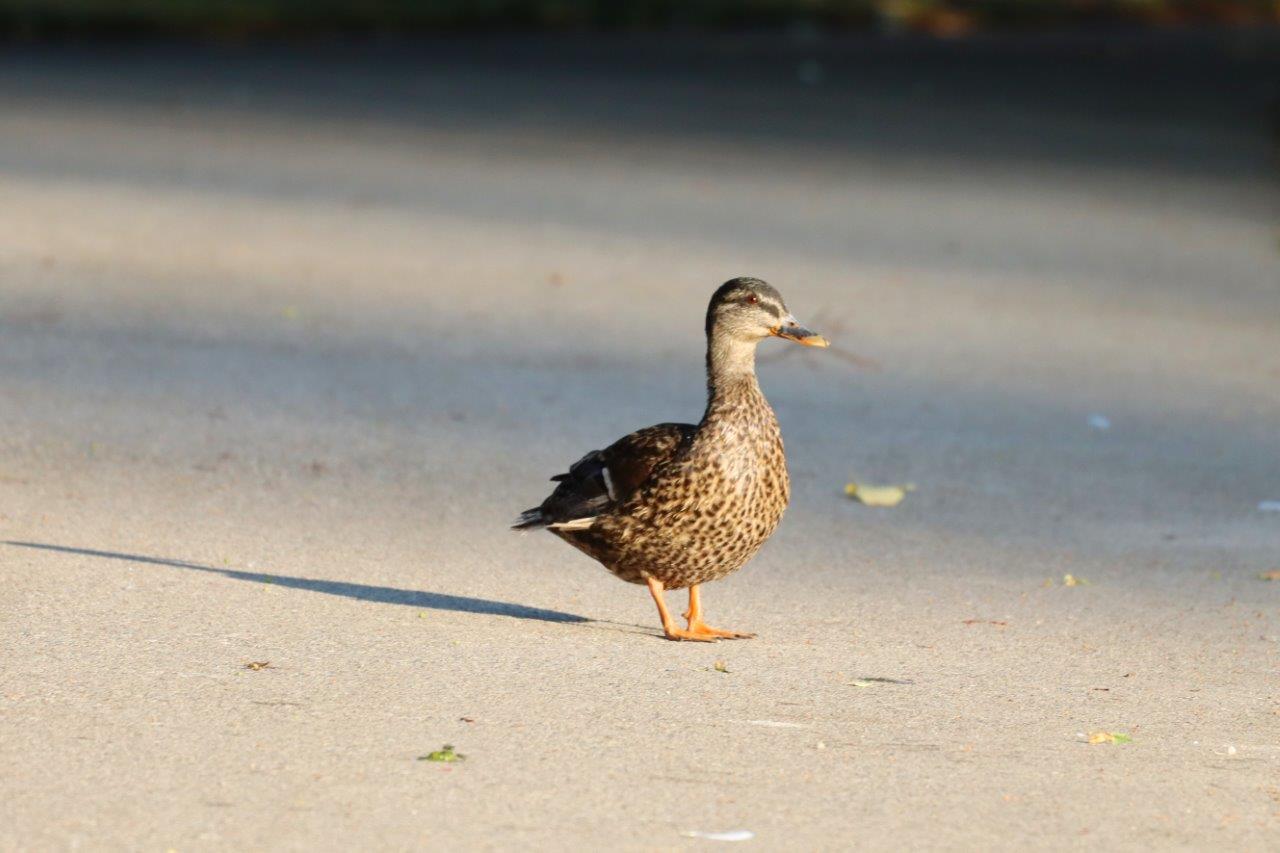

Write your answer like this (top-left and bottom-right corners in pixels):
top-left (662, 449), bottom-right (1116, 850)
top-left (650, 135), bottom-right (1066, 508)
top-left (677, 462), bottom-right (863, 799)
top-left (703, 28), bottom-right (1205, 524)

top-left (514, 277), bottom-right (828, 641)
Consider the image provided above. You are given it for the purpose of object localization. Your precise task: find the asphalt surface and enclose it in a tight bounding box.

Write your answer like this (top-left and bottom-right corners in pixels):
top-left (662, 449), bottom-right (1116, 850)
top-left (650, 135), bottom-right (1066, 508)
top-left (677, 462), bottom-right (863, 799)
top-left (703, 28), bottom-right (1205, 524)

top-left (2, 33), bottom-right (1279, 851)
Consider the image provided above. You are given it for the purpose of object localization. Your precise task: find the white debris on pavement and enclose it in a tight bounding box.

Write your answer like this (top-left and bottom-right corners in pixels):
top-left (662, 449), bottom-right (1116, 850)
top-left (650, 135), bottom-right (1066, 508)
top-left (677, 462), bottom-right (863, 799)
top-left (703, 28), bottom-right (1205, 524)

top-left (682, 830), bottom-right (756, 842)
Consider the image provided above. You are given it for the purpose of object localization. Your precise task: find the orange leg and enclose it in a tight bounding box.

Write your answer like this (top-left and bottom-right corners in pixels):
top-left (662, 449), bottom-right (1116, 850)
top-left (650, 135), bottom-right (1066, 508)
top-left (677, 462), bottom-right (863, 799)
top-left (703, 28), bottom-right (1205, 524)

top-left (646, 577), bottom-right (716, 642)
top-left (645, 579), bottom-right (755, 642)
top-left (682, 583), bottom-right (755, 640)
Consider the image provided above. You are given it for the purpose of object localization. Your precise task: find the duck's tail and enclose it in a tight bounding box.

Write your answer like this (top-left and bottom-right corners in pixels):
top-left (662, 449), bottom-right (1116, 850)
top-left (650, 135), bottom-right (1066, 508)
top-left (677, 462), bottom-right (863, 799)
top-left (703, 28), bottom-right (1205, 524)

top-left (511, 507), bottom-right (547, 530)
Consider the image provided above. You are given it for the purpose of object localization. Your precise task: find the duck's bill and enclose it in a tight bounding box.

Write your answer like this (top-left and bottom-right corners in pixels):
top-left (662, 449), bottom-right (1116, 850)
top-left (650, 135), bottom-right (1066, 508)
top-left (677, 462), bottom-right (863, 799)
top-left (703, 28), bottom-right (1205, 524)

top-left (771, 324), bottom-right (829, 348)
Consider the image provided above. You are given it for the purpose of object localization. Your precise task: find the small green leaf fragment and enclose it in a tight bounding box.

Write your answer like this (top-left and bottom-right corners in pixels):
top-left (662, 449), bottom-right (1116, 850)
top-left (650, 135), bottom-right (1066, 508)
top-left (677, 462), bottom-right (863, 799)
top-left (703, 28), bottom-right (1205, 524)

top-left (418, 744), bottom-right (465, 762)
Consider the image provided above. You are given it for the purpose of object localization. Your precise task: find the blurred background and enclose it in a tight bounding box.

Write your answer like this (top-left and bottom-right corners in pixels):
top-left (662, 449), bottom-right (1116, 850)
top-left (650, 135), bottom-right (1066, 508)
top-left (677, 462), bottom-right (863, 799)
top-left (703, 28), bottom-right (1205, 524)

top-left (1, 1), bottom-right (1278, 37)
top-left (3, 2), bottom-right (1279, 850)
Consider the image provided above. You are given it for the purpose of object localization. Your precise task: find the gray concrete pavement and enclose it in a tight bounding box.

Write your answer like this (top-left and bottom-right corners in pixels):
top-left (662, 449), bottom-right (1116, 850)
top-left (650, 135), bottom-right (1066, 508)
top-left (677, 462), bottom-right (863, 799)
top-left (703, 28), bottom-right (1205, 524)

top-left (2, 35), bottom-right (1279, 850)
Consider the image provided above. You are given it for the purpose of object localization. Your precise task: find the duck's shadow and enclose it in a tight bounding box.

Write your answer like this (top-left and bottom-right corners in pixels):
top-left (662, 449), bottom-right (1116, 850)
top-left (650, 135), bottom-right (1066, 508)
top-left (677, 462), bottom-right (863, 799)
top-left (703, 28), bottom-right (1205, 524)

top-left (5, 540), bottom-right (650, 634)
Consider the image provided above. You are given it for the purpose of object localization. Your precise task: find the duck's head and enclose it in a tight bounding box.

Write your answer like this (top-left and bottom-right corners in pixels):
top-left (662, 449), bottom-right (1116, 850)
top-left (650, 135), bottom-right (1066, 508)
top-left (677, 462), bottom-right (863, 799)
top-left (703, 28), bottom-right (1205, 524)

top-left (706, 277), bottom-right (829, 348)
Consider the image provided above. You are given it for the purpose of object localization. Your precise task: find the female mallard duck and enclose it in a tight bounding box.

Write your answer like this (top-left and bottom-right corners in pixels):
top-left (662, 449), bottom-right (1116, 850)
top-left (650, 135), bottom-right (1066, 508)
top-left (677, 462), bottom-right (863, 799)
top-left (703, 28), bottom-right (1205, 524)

top-left (514, 277), bottom-right (828, 641)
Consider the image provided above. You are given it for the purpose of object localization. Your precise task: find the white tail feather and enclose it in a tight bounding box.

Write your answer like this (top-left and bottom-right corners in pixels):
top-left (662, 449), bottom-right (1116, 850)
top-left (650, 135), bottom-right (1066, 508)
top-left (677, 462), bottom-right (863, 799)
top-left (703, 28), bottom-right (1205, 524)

top-left (548, 516), bottom-right (597, 531)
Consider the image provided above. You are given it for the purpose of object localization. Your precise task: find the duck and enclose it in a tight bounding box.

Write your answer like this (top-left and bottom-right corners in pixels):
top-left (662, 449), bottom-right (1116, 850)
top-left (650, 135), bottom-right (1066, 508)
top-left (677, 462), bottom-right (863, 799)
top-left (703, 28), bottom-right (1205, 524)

top-left (513, 277), bottom-right (828, 641)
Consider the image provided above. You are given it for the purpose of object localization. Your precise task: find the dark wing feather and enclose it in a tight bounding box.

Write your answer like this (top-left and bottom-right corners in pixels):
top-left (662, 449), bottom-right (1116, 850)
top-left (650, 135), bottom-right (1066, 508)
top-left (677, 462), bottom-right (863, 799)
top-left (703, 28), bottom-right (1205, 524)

top-left (600, 423), bottom-right (695, 498)
top-left (512, 423), bottom-right (695, 530)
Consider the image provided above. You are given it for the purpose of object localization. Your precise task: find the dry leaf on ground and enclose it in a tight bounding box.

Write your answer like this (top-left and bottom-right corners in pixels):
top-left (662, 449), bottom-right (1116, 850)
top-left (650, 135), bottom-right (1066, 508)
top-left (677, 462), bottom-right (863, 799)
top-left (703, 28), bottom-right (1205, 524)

top-left (844, 482), bottom-right (914, 507)
top-left (1087, 731), bottom-right (1131, 744)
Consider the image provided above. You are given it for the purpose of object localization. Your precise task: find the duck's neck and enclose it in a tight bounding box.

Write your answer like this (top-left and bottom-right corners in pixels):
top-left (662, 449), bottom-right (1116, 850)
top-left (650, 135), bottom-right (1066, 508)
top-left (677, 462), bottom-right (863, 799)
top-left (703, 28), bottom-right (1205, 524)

top-left (702, 331), bottom-right (764, 424)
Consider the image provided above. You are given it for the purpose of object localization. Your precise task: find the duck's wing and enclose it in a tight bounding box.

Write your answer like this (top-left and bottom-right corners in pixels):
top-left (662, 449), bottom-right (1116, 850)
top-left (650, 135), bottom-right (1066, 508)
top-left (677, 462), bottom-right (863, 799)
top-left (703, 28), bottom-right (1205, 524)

top-left (512, 423), bottom-right (695, 530)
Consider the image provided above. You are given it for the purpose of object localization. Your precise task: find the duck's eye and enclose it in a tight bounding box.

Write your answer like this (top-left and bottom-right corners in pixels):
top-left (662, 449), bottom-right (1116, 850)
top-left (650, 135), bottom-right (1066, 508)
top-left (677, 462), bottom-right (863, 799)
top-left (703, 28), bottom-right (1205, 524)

top-left (746, 294), bottom-right (759, 305)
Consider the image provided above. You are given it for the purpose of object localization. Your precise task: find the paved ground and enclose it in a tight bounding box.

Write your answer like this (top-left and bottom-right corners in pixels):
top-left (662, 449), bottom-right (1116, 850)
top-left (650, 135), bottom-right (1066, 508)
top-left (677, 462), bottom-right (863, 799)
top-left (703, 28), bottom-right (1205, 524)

top-left (2, 33), bottom-right (1279, 851)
